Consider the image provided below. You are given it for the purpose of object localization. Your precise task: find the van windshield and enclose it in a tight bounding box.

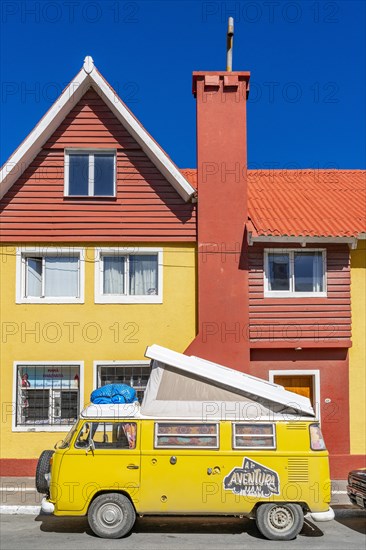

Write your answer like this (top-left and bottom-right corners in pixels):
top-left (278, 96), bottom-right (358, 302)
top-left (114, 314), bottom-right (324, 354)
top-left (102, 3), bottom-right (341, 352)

top-left (55, 422), bottom-right (78, 449)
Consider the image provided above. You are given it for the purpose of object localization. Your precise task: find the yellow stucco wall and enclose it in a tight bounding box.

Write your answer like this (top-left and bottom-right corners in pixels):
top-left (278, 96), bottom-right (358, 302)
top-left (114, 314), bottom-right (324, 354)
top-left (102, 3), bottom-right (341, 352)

top-left (0, 243), bottom-right (196, 459)
top-left (349, 240), bottom-right (366, 455)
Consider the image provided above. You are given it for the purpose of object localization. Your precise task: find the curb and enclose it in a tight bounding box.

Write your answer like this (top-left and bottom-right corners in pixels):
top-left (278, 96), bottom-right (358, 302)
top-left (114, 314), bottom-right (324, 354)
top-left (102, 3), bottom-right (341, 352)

top-left (0, 505), bottom-right (41, 515)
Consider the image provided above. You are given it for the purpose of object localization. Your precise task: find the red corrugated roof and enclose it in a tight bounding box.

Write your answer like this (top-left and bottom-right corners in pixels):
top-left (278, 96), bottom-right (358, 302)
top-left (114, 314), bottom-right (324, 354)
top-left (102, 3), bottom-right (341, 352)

top-left (180, 169), bottom-right (366, 238)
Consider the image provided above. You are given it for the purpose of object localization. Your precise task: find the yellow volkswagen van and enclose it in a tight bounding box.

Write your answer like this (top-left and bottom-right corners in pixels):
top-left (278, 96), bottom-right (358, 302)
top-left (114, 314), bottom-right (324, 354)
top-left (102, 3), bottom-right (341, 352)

top-left (37, 345), bottom-right (334, 541)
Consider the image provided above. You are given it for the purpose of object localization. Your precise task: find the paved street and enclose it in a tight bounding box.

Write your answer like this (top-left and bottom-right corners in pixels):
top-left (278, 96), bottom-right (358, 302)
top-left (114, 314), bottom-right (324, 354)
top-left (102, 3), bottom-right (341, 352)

top-left (0, 508), bottom-right (365, 550)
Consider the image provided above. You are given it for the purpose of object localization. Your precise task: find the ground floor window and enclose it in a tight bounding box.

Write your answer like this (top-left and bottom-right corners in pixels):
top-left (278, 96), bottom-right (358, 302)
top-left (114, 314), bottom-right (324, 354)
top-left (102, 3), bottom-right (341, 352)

top-left (16, 364), bottom-right (80, 427)
top-left (95, 362), bottom-right (151, 403)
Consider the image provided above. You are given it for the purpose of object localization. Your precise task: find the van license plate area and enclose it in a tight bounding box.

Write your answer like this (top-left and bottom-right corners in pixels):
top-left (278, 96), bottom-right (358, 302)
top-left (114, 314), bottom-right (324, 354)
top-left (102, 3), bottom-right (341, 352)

top-left (356, 495), bottom-right (364, 507)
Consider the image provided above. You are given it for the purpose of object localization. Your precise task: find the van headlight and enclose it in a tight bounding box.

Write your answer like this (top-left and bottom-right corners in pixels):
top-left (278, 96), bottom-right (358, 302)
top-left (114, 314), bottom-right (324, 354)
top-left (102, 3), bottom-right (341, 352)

top-left (309, 423), bottom-right (327, 451)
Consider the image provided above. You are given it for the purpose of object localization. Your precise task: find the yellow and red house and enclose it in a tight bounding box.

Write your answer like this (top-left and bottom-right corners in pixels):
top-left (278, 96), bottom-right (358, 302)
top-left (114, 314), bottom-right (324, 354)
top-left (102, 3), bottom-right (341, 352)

top-left (0, 58), bottom-right (365, 477)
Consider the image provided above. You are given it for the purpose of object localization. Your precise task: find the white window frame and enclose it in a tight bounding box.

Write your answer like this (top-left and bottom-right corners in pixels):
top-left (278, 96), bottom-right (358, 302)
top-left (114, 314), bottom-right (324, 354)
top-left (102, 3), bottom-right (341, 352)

top-left (154, 422), bottom-right (219, 449)
top-left (64, 149), bottom-right (116, 197)
top-left (232, 422), bottom-right (276, 450)
top-left (269, 369), bottom-right (321, 421)
top-left (94, 247), bottom-right (163, 304)
top-left (264, 248), bottom-right (327, 298)
top-left (16, 247), bottom-right (85, 304)
top-left (12, 361), bottom-right (84, 432)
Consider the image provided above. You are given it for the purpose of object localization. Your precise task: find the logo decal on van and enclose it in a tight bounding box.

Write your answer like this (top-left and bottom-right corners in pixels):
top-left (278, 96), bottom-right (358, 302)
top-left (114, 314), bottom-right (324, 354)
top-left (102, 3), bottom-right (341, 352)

top-left (223, 458), bottom-right (280, 498)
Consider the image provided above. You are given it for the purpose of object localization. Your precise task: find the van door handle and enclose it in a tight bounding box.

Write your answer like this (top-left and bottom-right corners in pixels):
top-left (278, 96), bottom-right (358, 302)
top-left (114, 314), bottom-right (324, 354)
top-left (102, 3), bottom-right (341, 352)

top-left (127, 464), bottom-right (139, 469)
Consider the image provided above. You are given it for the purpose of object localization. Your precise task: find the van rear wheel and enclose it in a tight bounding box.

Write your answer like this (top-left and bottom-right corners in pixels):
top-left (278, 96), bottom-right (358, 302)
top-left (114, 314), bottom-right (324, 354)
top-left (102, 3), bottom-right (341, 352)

top-left (88, 493), bottom-right (135, 539)
top-left (255, 503), bottom-right (304, 541)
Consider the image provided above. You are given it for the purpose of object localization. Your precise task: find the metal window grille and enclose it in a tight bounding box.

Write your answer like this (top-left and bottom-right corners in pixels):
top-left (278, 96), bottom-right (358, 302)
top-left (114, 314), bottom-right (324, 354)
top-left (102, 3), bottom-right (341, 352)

top-left (97, 364), bottom-right (151, 403)
top-left (16, 365), bottom-right (80, 426)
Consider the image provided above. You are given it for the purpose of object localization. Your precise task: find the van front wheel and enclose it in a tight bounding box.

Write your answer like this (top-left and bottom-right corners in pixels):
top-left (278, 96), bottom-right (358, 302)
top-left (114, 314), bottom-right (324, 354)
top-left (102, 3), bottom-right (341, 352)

top-left (88, 493), bottom-right (136, 539)
top-left (255, 503), bottom-right (304, 541)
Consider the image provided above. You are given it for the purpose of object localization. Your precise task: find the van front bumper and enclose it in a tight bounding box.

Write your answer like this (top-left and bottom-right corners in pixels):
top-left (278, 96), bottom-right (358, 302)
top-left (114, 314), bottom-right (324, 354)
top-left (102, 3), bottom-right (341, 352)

top-left (307, 507), bottom-right (335, 522)
top-left (41, 498), bottom-right (55, 514)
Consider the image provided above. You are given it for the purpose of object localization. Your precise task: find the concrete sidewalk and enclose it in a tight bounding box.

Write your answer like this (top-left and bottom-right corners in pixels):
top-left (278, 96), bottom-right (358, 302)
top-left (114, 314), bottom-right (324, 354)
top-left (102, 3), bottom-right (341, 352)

top-left (0, 477), bottom-right (351, 515)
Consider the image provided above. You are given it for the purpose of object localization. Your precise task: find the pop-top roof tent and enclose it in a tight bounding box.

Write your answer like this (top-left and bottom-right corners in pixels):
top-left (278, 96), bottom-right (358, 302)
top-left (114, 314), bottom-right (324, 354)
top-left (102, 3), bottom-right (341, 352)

top-left (80, 345), bottom-right (315, 420)
top-left (141, 345), bottom-right (315, 420)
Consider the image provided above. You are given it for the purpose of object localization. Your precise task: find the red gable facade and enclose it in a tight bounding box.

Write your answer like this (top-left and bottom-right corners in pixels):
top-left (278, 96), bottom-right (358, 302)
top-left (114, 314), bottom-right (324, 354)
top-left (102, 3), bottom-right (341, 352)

top-left (1, 89), bottom-right (196, 242)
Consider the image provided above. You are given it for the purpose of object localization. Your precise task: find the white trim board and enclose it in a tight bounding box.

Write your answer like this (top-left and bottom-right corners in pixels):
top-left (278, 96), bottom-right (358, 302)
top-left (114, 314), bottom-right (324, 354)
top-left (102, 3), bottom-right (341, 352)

top-left (248, 234), bottom-right (358, 249)
top-left (0, 56), bottom-right (196, 203)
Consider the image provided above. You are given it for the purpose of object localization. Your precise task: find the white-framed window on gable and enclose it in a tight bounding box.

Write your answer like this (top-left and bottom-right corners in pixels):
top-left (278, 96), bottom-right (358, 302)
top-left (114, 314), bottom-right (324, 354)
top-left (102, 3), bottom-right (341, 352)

top-left (16, 248), bottom-right (84, 304)
top-left (264, 249), bottom-right (326, 298)
top-left (65, 149), bottom-right (116, 197)
top-left (94, 361), bottom-right (151, 404)
top-left (14, 362), bottom-right (83, 432)
top-left (95, 248), bottom-right (163, 303)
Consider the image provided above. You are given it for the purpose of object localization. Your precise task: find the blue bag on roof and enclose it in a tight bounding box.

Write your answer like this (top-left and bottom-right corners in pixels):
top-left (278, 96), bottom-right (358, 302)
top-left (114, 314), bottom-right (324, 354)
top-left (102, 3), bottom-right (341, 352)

top-left (90, 384), bottom-right (138, 404)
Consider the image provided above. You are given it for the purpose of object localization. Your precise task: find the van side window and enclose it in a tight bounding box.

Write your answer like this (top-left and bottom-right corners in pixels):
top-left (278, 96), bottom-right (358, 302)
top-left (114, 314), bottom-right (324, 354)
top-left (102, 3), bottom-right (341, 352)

top-left (233, 423), bottom-right (276, 449)
top-left (155, 422), bottom-right (219, 449)
top-left (75, 422), bottom-right (137, 449)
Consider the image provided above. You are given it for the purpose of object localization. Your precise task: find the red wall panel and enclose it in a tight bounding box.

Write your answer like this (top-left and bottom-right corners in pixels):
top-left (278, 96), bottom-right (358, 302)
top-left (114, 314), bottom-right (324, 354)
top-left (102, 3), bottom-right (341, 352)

top-left (248, 244), bottom-right (351, 346)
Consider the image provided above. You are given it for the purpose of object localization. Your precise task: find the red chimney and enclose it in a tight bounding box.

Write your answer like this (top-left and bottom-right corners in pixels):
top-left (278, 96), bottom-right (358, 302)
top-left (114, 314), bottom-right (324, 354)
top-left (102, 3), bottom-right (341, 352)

top-left (185, 70), bottom-right (251, 370)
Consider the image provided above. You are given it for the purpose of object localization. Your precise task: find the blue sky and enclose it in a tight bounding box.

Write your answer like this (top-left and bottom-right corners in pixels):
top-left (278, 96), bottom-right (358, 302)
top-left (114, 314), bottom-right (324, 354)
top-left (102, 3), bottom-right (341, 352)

top-left (1, 0), bottom-right (365, 169)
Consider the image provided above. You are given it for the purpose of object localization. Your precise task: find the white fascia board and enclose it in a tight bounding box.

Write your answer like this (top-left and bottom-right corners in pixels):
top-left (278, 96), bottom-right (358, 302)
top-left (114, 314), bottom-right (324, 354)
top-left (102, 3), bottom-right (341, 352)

top-left (145, 344), bottom-right (315, 417)
top-left (90, 70), bottom-right (196, 203)
top-left (250, 235), bottom-right (357, 248)
top-left (0, 69), bottom-right (90, 199)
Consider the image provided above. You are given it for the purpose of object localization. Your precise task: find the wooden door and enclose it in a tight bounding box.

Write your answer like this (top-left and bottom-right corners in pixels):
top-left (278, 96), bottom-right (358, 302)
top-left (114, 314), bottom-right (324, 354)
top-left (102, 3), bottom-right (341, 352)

top-left (274, 375), bottom-right (314, 407)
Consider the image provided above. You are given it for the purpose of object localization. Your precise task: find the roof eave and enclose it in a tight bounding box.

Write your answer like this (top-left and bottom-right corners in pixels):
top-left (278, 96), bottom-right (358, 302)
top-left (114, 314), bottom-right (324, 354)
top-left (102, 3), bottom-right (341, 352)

top-left (248, 234), bottom-right (359, 249)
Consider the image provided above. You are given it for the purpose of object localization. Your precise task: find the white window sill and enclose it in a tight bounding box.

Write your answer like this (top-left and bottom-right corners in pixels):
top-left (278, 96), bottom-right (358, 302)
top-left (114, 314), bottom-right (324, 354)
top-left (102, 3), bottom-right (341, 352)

top-left (13, 425), bottom-right (75, 433)
top-left (64, 194), bottom-right (116, 199)
top-left (95, 295), bottom-right (163, 304)
top-left (264, 292), bottom-right (327, 298)
top-left (16, 297), bottom-right (84, 304)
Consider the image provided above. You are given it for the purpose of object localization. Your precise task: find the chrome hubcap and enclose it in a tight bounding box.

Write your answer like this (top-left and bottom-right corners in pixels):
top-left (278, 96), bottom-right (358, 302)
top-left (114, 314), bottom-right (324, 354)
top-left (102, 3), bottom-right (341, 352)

top-left (269, 506), bottom-right (293, 531)
top-left (98, 503), bottom-right (123, 527)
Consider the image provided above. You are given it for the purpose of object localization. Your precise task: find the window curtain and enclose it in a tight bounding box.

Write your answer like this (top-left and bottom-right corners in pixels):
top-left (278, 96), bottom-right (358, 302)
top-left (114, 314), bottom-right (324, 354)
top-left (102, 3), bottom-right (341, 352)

top-left (45, 257), bottom-right (79, 297)
top-left (129, 255), bottom-right (158, 295)
top-left (312, 252), bottom-right (324, 292)
top-left (26, 258), bottom-right (42, 296)
top-left (103, 256), bottom-right (125, 294)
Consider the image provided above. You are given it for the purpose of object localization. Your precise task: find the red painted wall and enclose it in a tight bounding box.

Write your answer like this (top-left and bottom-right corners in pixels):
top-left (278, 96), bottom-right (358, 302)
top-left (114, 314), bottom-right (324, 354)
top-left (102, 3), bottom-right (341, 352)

top-left (185, 72), bottom-right (251, 370)
top-left (0, 89), bottom-right (196, 242)
top-left (250, 347), bottom-right (356, 478)
top-left (249, 244), bottom-right (351, 347)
